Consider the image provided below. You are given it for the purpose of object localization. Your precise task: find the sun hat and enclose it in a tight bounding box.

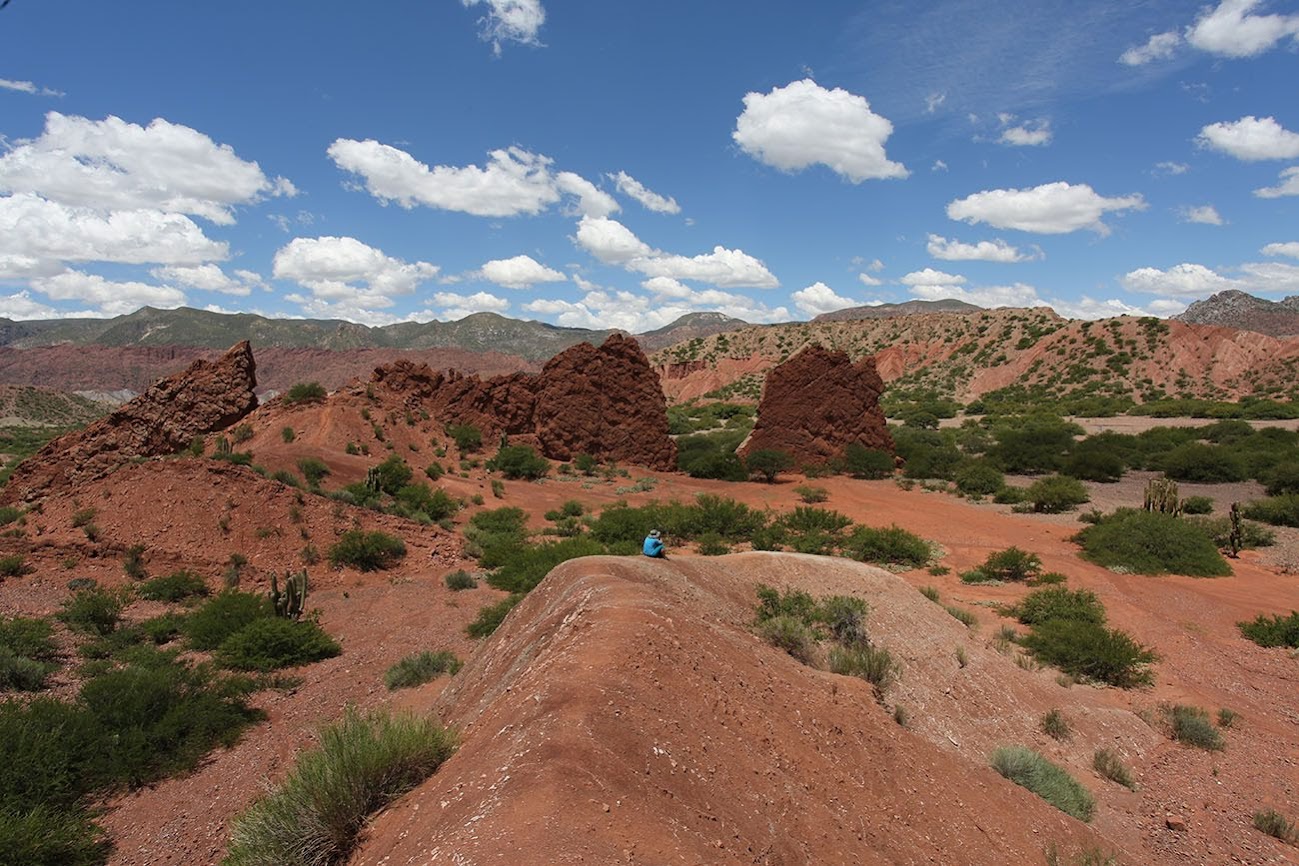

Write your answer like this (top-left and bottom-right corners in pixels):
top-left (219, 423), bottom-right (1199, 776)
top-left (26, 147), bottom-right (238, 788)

top-left (649, 529), bottom-right (662, 538)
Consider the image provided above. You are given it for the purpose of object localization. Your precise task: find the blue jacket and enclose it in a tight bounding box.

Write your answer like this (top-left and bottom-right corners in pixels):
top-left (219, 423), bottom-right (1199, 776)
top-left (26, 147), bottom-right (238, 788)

top-left (642, 536), bottom-right (664, 557)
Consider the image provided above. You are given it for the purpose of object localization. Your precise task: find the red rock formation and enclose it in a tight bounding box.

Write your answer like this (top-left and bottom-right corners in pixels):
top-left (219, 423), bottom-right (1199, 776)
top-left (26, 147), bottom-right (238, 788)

top-left (737, 344), bottom-right (892, 465)
top-left (3, 341), bottom-right (258, 502)
top-left (371, 334), bottom-right (677, 470)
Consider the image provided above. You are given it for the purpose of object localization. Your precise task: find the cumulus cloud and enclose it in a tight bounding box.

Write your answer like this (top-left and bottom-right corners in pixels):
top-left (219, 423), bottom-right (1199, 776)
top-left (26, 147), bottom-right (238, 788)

top-left (791, 282), bottom-right (858, 316)
top-left (926, 234), bottom-right (1037, 262)
top-left (1197, 116), bottom-right (1299, 161)
top-left (1178, 205), bottom-right (1225, 225)
top-left (572, 216), bottom-right (778, 288)
top-left (150, 264), bottom-right (261, 296)
top-left (430, 290), bottom-right (510, 320)
top-left (901, 268), bottom-right (967, 286)
top-left (31, 270), bottom-right (186, 316)
top-left (476, 254), bottom-right (566, 289)
top-left (1154, 161), bottom-right (1190, 176)
top-left (998, 117), bottom-right (1053, 147)
top-left (1119, 30), bottom-right (1182, 65)
top-left (732, 79), bottom-right (908, 182)
top-left (524, 286), bottom-right (788, 332)
top-left (1255, 166), bottom-right (1299, 198)
top-left (858, 272), bottom-right (883, 286)
top-left (554, 172), bottom-right (619, 218)
top-left (272, 236), bottom-right (439, 310)
top-left (1186, 0), bottom-right (1299, 58)
top-left (1262, 241), bottom-right (1299, 258)
top-left (0, 291), bottom-right (59, 320)
top-left (947, 181), bottom-right (1145, 235)
top-left (908, 280), bottom-right (1046, 309)
top-left (932, 159), bottom-right (949, 172)
top-left (0, 78), bottom-right (64, 97)
top-left (462, 0), bottom-right (545, 53)
top-left (1119, 260), bottom-right (1299, 297)
top-left (0, 113), bottom-right (293, 224)
top-left (609, 171), bottom-right (681, 214)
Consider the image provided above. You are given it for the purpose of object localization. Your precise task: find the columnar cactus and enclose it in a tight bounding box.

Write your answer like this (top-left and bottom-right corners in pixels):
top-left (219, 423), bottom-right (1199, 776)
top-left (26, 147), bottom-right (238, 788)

top-left (270, 569), bottom-right (308, 620)
top-left (1228, 502), bottom-right (1243, 559)
top-left (1143, 477), bottom-right (1181, 516)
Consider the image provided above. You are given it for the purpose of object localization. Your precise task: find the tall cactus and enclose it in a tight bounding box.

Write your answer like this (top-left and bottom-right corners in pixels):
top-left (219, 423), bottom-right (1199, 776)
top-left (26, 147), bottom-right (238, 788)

top-left (214, 435), bottom-right (232, 456)
top-left (1143, 477), bottom-right (1181, 516)
top-left (1228, 502), bottom-right (1243, 559)
top-left (365, 466), bottom-right (381, 493)
top-left (270, 569), bottom-right (308, 620)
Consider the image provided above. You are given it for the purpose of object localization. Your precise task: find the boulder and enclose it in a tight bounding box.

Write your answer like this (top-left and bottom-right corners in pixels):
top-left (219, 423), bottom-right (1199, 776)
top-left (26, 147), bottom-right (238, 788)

top-left (737, 344), bottom-right (892, 466)
top-left (4, 341), bottom-right (258, 502)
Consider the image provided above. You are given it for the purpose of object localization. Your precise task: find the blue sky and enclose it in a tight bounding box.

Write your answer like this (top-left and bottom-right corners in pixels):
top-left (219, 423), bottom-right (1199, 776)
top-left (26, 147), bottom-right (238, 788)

top-left (1, 0), bottom-right (1297, 331)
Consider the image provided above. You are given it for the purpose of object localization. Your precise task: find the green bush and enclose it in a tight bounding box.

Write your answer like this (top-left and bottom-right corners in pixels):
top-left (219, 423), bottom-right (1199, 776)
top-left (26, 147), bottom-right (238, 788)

top-left (954, 460), bottom-right (1004, 496)
top-left (986, 418), bottom-right (1080, 475)
top-left (794, 485), bottom-right (829, 503)
top-left (1264, 462), bottom-right (1299, 496)
top-left (681, 450), bottom-right (747, 481)
top-left (1092, 748), bottom-right (1135, 789)
top-left (1012, 588), bottom-right (1105, 627)
top-left (840, 443), bottom-right (895, 479)
top-left (329, 530), bottom-right (407, 571)
top-left (394, 483), bottom-right (458, 521)
top-left (1041, 708), bottom-right (1071, 740)
top-left (1186, 514), bottom-right (1275, 549)
top-left (974, 547), bottom-right (1042, 582)
top-left (0, 616), bottom-right (58, 661)
top-left (990, 746), bottom-right (1095, 821)
top-left (140, 613), bottom-right (187, 645)
top-left (283, 382), bottom-right (326, 405)
top-left (138, 570), bottom-right (209, 603)
top-left (1076, 509), bottom-right (1232, 577)
top-left (779, 506), bottom-right (853, 535)
top-left (745, 449), bottom-right (793, 483)
top-left (0, 804), bottom-right (109, 866)
top-left (446, 423), bottom-right (482, 453)
top-left (842, 524), bottom-right (930, 568)
top-left (223, 707), bottom-right (456, 866)
top-left (0, 555), bottom-right (28, 578)
top-left (486, 445), bottom-right (549, 480)
top-left (185, 591), bottom-right (270, 651)
top-left (754, 585), bottom-right (818, 623)
top-left (372, 455), bottom-right (413, 496)
top-left (1238, 611), bottom-right (1299, 648)
top-left (216, 619), bottom-right (341, 671)
top-left (486, 536), bottom-right (606, 594)
top-left (1022, 475), bottom-right (1089, 513)
top-left (1243, 495), bottom-right (1299, 528)
top-left (826, 644), bottom-right (897, 693)
top-left (57, 586), bottom-right (129, 637)
top-left (696, 533), bottom-right (730, 555)
top-left (444, 570), bottom-right (476, 591)
top-left (466, 594), bottom-right (522, 638)
top-left (1253, 809), bottom-right (1297, 844)
top-left (1020, 619), bottom-right (1155, 687)
top-left (384, 650), bottom-right (462, 690)
top-left (1062, 447), bottom-right (1125, 483)
top-left (1163, 704), bottom-right (1224, 751)
top-left (1157, 443), bottom-right (1247, 483)
top-left (297, 457), bottom-right (330, 487)
top-left (758, 615), bottom-right (818, 664)
top-left (0, 647), bottom-right (56, 691)
top-left (1180, 496), bottom-right (1214, 515)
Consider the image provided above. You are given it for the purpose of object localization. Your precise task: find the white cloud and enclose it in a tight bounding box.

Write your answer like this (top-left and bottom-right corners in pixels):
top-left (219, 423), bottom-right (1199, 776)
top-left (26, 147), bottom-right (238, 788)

top-left (476, 254), bottom-right (566, 289)
top-left (1053, 295), bottom-right (1174, 319)
top-left (732, 79), bottom-right (908, 182)
top-left (462, 0), bottom-right (545, 54)
top-left (866, 258), bottom-right (885, 272)
top-left (1119, 30), bottom-right (1182, 65)
top-left (1186, 0), bottom-right (1299, 58)
top-left (0, 78), bottom-right (64, 98)
top-left (901, 268), bottom-right (967, 286)
top-left (572, 216), bottom-right (779, 288)
top-left (1238, 261), bottom-right (1299, 294)
top-left (1154, 161), bottom-right (1190, 176)
top-left (791, 282), bottom-right (858, 316)
top-left (430, 290), bottom-right (510, 320)
top-left (272, 236), bottom-right (439, 309)
top-left (925, 92), bottom-right (947, 114)
top-left (1197, 116), bottom-right (1299, 161)
top-left (0, 291), bottom-right (59, 319)
top-left (1262, 241), bottom-right (1299, 258)
top-left (858, 272), bottom-right (883, 286)
top-left (0, 113), bottom-right (292, 224)
top-left (0, 193), bottom-right (227, 278)
top-left (524, 286), bottom-right (788, 332)
top-left (328, 140), bottom-right (561, 217)
top-left (149, 264), bottom-right (263, 296)
top-left (908, 281), bottom-right (1045, 309)
top-left (1120, 262), bottom-right (1239, 296)
top-left (641, 276), bottom-right (693, 299)
top-left (554, 171), bottom-right (619, 218)
top-left (609, 171), bottom-right (681, 214)
top-left (999, 119), bottom-right (1052, 147)
top-left (1178, 205), bottom-right (1225, 225)
top-left (932, 159), bottom-right (949, 172)
top-left (1255, 166), bottom-right (1299, 198)
top-left (32, 270), bottom-right (186, 315)
top-left (947, 181), bottom-right (1145, 235)
top-left (926, 234), bottom-right (1037, 262)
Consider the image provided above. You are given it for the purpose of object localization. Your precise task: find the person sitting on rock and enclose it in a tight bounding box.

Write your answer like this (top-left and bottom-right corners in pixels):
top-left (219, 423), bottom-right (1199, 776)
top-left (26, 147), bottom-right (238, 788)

top-left (642, 529), bottom-right (666, 558)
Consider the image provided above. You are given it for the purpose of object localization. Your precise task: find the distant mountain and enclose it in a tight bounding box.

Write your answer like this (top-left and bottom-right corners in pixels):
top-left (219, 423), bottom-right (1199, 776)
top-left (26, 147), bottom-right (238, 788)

top-left (636, 312), bottom-right (750, 353)
top-left (811, 299), bottom-right (984, 323)
top-left (1176, 290), bottom-right (1299, 337)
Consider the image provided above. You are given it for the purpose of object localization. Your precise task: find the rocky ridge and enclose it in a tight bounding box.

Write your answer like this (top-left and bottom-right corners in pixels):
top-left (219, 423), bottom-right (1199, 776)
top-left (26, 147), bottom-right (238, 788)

top-left (1176, 290), bottom-right (1299, 337)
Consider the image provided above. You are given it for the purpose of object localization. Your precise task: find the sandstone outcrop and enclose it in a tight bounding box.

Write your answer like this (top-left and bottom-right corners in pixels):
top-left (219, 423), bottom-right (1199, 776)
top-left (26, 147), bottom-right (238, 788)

top-left (3, 341), bottom-right (258, 502)
top-left (737, 343), bottom-right (891, 465)
top-left (371, 333), bottom-right (677, 470)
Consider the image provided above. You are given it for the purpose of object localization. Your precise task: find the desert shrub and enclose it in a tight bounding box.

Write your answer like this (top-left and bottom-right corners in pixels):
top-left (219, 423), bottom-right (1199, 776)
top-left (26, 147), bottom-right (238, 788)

top-left (919, 586), bottom-right (941, 602)
top-left (140, 613), bottom-right (187, 645)
top-left (1012, 588), bottom-right (1105, 627)
top-left (842, 524), bottom-right (930, 568)
top-left (945, 605), bottom-right (977, 627)
top-left (70, 507), bottom-right (94, 528)
top-left (1092, 748), bottom-right (1135, 789)
top-left (1156, 443), bottom-right (1247, 483)
top-left (466, 594), bottom-right (522, 638)
top-left (758, 615), bottom-right (817, 664)
top-left (283, 382), bottom-right (326, 405)
top-left (223, 707), bottom-right (455, 866)
top-left (58, 586), bottom-right (129, 637)
top-left (486, 536), bottom-right (606, 594)
top-left (817, 595), bottom-right (870, 645)
top-left (794, 485), bottom-right (829, 504)
top-left (446, 423), bottom-right (482, 453)
top-left (1076, 509), bottom-right (1232, 577)
top-left (1238, 611), bottom-right (1299, 648)
top-left (329, 530), bottom-right (407, 572)
top-left (1186, 514), bottom-right (1275, 549)
top-left (184, 591), bottom-right (270, 651)
top-left (975, 547), bottom-right (1042, 582)
top-left (0, 804), bottom-right (109, 866)
top-left (464, 507), bottom-right (530, 566)
top-left (1041, 708), bottom-right (1071, 740)
top-left (745, 449), bottom-right (793, 483)
top-left (487, 445), bottom-right (549, 480)
top-left (281, 426), bottom-right (296, 444)
top-left (754, 585), bottom-right (818, 623)
top-left (1180, 495), bottom-right (1214, 515)
top-left (827, 643), bottom-right (897, 691)
top-left (895, 430), bottom-right (963, 480)
top-left (1062, 447), bottom-right (1125, 483)
top-left (372, 455), bottom-right (413, 496)
top-left (986, 418), bottom-right (1080, 475)
top-left (297, 457), bottom-right (330, 487)
top-left (779, 506), bottom-right (853, 535)
top-left (993, 486), bottom-right (1027, 504)
top-left (690, 494), bottom-right (767, 540)
top-left (394, 483), bottom-right (458, 521)
top-left (1253, 809), bottom-right (1298, 844)
top-left (1264, 462), bottom-right (1299, 496)
top-left (216, 619), bottom-right (341, 671)
top-left (696, 533), bottom-right (730, 555)
top-left (121, 544), bottom-right (148, 580)
top-left (681, 450), bottom-right (747, 481)
top-left (385, 651), bottom-right (462, 690)
top-left (1029, 571), bottom-right (1068, 586)
top-left (1163, 704), bottom-right (1224, 751)
top-left (444, 570), bottom-right (476, 591)
top-left (991, 746), bottom-right (1095, 821)
top-left (0, 647), bottom-right (55, 690)
top-left (840, 443), bottom-right (894, 479)
top-left (1243, 495), bottom-right (1299, 528)
top-left (1022, 475), bottom-right (1089, 513)
top-left (0, 554), bottom-right (28, 578)
top-left (1020, 619), bottom-right (1155, 688)
top-left (271, 470), bottom-right (302, 488)
top-left (0, 616), bottom-right (58, 662)
top-left (138, 570), bottom-right (208, 603)
top-left (954, 460), bottom-right (1004, 496)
